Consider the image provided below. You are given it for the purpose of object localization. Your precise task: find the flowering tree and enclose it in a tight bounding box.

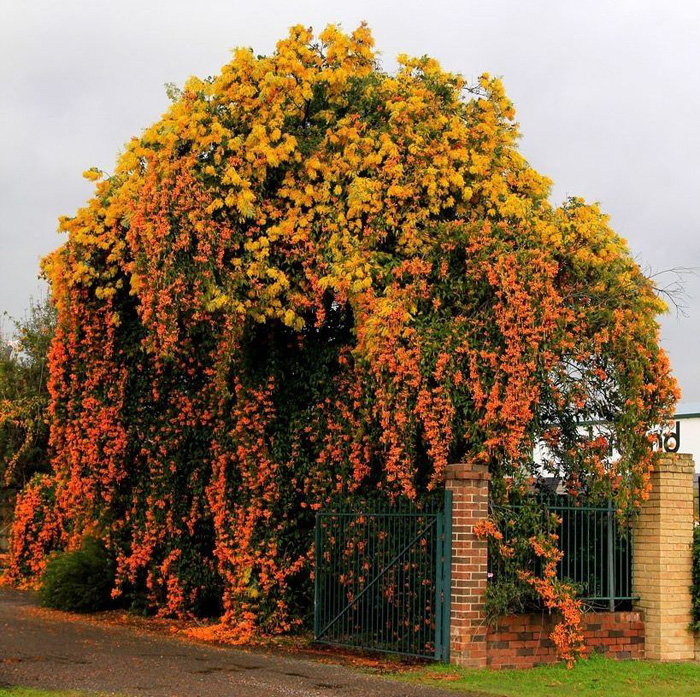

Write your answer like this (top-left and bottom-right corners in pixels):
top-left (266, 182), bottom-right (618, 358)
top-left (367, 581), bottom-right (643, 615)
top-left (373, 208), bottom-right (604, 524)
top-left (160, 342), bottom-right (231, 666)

top-left (0, 296), bottom-right (55, 499)
top-left (9, 24), bottom-right (677, 657)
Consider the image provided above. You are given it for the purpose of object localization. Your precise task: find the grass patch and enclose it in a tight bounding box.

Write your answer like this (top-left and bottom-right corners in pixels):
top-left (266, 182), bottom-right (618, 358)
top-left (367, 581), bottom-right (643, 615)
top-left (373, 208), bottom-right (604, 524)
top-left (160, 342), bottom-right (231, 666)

top-left (395, 655), bottom-right (700, 696)
top-left (0, 690), bottom-right (111, 697)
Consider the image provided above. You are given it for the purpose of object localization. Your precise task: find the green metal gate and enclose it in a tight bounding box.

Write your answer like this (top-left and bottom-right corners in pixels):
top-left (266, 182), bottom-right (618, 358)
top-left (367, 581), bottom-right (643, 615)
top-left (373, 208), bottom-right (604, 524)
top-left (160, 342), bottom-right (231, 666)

top-left (314, 491), bottom-right (452, 661)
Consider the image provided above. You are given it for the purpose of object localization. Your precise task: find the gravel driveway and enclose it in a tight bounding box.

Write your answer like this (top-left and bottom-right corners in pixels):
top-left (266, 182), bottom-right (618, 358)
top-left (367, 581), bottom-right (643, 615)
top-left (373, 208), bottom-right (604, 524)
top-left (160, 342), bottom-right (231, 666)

top-left (0, 588), bottom-right (472, 697)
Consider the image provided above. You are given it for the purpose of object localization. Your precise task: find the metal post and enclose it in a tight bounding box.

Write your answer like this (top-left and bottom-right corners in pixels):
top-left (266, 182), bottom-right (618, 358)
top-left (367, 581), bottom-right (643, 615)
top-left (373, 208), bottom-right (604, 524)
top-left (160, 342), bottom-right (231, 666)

top-left (607, 499), bottom-right (615, 612)
top-left (442, 488), bottom-right (453, 662)
top-left (434, 509), bottom-right (443, 661)
top-left (314, 512), bottom-right (321, 639)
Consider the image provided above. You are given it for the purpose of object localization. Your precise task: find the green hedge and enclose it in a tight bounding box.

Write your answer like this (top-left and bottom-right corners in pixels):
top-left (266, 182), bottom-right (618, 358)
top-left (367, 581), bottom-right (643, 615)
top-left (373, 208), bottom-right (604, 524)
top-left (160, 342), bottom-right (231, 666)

top-left (39, 537), bottom-right (115, 613)
top-left (692, 525), bottom-right (700, 631)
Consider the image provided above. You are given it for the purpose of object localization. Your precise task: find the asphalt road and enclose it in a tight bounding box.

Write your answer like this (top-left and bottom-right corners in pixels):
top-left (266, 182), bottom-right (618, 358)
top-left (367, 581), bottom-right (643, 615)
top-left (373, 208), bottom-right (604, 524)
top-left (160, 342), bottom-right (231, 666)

top-left (0, 588), bottom-right (470, 697)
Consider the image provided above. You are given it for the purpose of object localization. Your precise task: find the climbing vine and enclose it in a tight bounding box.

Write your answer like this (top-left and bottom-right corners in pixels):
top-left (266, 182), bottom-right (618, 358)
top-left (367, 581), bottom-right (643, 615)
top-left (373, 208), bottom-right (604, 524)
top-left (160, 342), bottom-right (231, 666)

top-left (9, 24), bottom-right (677, 660)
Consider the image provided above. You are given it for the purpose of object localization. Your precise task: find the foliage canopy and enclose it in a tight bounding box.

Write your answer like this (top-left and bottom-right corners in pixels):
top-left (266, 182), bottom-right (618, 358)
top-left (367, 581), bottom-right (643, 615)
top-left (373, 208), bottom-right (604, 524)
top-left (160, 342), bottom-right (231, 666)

top-left (9, 24), bottom-right (677, 657)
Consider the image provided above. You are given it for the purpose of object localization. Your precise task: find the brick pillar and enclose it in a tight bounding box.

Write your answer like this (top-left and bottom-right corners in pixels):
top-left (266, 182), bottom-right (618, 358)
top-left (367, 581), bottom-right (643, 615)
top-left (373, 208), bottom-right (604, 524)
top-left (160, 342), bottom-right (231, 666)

top-left (445, 462), bottom-right (490, 667)
top-left (633, 452), bottom-right (695, 660)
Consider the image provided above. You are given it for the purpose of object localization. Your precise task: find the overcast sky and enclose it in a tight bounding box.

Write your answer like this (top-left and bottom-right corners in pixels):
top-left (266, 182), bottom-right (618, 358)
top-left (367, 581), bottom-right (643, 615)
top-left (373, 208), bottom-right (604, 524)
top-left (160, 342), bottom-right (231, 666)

top-left (1, 0), bottom-right (699, 401)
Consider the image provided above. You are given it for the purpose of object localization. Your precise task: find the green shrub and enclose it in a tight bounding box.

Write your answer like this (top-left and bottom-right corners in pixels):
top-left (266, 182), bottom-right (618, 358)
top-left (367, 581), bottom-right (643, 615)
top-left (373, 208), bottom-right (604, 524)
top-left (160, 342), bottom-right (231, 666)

top-left (38, 537), bottom-right (115, 613)
top-left (485, 575), bottom-right (584, 622)
top-left (485, 578), bottom-right (540, 621)
top-left (691, 525), bottom-right (700, 630)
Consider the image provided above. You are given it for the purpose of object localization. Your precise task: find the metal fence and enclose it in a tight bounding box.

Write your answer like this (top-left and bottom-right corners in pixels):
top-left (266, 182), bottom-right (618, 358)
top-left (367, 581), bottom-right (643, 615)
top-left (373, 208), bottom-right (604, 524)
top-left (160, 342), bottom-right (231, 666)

top-left (490, 495), bottom-right (635, 611)
top-left (314, 492), bottom-right (452, 660)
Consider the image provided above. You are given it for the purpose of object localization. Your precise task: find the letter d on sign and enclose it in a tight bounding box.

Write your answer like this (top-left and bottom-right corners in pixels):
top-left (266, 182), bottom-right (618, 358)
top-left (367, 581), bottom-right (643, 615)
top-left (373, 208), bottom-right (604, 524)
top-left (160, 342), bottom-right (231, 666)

top-left (664, 421), bottom-right (681, 453)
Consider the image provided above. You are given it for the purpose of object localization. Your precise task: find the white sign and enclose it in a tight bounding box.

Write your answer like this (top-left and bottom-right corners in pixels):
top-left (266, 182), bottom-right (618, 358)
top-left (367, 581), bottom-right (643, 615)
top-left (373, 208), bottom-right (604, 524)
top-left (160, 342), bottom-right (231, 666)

top-left (664, 403), bottom-right (700, 472)
top-left (533, 403), bottom-right (700, 475)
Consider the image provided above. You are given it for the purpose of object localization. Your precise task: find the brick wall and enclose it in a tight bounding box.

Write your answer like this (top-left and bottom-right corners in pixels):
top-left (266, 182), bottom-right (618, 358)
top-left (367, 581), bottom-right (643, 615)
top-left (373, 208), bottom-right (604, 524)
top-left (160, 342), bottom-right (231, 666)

top-left (447, 453), bottom-right (696, 667)
top-left (487, 611), bottom-right (645, 669)
top-left (633, 453), bottom-right (695, 661)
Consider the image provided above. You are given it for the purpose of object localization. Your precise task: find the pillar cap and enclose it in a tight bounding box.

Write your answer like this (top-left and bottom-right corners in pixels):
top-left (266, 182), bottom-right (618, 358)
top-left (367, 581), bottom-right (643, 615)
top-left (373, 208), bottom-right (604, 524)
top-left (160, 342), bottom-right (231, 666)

top-left (655, 452), bottom-right (695, 475)
top-left (445, 462), bottom-right (491, 481)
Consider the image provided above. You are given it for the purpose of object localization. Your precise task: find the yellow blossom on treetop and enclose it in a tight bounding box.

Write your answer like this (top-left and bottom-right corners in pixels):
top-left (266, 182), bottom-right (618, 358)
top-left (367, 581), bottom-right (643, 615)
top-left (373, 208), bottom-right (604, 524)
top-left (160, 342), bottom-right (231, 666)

top-left (82, 167), bottom-right (103, 181)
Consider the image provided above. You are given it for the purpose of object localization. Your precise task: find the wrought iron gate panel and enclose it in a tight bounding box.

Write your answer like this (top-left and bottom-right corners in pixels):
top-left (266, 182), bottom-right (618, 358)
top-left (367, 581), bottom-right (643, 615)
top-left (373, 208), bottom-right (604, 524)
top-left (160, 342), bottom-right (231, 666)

top-left (314, 491), bottom-right (451, 661)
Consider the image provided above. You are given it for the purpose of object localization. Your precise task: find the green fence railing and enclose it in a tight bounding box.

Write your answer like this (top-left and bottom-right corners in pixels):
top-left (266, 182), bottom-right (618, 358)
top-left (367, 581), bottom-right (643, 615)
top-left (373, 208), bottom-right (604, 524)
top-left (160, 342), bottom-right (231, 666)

top-left (490, 495), bottom-right (636, 611)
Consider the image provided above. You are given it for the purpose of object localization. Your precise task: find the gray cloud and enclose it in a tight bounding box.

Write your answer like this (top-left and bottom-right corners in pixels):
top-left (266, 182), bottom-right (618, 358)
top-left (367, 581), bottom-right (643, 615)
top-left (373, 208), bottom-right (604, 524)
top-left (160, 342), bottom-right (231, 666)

top-left (2, 0), bottom-right (698, 399)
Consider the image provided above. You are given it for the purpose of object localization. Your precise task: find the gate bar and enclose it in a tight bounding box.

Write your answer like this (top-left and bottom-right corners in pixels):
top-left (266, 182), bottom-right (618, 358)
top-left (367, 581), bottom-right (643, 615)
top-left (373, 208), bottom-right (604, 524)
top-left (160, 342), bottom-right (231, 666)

top-left (315, 518), bottom-right (438, 641)
top-left (442, 488), bottom-right (453, 662)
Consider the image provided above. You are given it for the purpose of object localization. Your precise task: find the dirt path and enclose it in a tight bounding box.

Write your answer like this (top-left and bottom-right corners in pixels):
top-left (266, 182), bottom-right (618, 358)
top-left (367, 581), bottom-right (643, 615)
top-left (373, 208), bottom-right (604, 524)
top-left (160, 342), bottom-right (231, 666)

top-left (0, 588), bottom-right (472, 697)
